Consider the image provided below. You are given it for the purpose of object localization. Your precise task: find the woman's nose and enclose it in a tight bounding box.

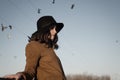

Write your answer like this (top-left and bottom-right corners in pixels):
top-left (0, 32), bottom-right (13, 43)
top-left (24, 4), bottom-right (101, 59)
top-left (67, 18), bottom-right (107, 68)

top-left (54, 28), bottom-right (57, 34)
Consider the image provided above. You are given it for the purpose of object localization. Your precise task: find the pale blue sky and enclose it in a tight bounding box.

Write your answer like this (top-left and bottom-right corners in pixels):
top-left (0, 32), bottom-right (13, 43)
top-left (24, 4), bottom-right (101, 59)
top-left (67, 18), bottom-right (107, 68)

top-left (0, 0), bottom-right (120, 79)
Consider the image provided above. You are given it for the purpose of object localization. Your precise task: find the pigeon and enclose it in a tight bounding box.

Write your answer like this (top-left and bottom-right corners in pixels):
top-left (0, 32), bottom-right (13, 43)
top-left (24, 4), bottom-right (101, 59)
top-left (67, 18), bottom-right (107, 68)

top-left (52, 0), bottom-right (55, 4)
top-left (8, 25), bottom-right (12, 29)
top-left (1, 24), bottom-right (7, 31)
top-left (71, 4), bottom-right (75, 9)
top-left (38, 8), bottom-right (41, 14)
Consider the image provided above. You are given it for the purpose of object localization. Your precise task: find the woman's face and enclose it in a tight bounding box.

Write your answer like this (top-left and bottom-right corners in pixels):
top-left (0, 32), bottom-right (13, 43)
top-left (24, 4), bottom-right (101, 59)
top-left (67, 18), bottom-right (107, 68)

top-left (50, 26), bottom-right (57, 40)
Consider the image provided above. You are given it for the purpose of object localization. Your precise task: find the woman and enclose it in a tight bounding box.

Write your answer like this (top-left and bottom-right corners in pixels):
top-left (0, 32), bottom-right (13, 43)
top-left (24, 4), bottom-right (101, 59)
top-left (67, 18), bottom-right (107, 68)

top-left (4, 16), bottom-right (66, 80)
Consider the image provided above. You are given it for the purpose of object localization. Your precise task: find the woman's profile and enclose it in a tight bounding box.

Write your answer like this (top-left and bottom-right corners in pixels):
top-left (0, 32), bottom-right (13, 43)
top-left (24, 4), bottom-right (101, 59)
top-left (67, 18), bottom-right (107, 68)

top-left (3, 16), bottom-right (66, 80)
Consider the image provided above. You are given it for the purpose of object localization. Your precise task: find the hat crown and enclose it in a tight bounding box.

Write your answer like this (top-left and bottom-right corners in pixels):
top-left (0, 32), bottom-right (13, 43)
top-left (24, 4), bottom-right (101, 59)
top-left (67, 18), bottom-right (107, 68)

top-left (37, 16), bottom-right (57, 31)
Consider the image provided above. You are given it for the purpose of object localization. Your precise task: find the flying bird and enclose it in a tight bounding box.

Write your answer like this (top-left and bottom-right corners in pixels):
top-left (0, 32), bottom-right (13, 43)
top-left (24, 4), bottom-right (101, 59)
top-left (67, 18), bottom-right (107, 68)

top-left (71, 4), bottom-right (75, 9)
top-left (1, 24), bottom-right (7, 31)
top-left (38, 8), bottom-right (41, 14)
top-left (8, 25), bottom-right (12, 29)
top-left (52, 0), bottom-right (55, 4)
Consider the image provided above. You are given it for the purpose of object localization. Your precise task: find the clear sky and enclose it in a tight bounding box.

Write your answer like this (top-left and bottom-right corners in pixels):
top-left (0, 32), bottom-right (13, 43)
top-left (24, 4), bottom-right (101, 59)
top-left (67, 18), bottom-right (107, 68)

top-left (0, 0), bottom-right (120, 80)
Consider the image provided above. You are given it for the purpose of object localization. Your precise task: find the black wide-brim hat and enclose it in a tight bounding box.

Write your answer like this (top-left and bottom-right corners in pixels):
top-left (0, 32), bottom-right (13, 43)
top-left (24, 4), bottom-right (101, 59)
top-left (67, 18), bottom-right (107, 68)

top-left (37, 16), bottom-right (64, 33)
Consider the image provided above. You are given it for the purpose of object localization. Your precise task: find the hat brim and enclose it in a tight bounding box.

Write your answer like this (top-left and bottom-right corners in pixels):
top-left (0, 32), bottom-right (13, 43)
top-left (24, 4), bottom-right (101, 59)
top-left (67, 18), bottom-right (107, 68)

top-left (56, 23), bottom-right (64, 33)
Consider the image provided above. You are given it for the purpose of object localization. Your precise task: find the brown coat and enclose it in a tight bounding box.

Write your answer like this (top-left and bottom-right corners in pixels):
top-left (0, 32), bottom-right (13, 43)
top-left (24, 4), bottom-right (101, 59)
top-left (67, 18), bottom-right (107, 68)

top-left (18, 41), bottom-right (66, 80)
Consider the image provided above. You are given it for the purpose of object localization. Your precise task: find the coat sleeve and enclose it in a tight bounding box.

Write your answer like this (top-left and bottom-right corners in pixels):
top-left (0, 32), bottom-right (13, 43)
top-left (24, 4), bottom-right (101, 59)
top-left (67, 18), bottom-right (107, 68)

top-left (17, 42), bottom-right (41, 80)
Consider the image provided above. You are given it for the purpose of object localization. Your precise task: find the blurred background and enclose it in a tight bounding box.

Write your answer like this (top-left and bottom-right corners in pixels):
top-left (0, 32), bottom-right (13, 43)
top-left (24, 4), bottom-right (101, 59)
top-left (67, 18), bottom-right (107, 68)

top-left (0, 0), bottom-right (120, 80)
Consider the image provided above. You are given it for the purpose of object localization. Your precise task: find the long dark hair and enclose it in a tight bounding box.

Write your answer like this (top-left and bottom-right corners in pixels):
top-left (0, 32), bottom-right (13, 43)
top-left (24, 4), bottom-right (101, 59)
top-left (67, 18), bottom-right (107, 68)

top-left (28, 25), bottom-right (59, 49)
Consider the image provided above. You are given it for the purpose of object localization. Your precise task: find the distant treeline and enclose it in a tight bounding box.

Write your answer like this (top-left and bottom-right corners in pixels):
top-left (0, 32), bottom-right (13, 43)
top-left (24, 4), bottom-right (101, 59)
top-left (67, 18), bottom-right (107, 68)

top-left (66, 74), bottom-right (110, 80)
